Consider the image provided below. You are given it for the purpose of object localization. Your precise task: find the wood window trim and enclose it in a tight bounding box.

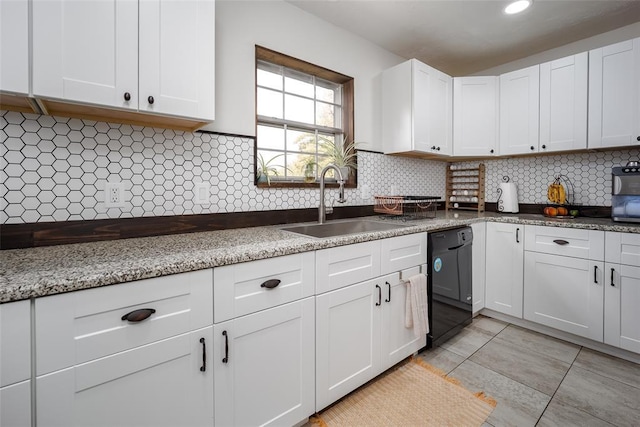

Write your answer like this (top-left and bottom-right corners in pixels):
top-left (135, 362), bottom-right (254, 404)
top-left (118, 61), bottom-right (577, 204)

top-left (255, 45), bottom-right (356, 188)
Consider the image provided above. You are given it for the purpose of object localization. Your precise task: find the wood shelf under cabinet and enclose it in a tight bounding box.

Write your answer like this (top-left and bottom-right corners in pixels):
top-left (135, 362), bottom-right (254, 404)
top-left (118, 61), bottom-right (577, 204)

top-left (445, 163), bottom-right (485, 212)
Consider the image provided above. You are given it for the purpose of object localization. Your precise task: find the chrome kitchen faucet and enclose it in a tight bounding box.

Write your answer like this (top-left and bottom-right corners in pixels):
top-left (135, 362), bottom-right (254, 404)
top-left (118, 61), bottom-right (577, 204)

top-left (318, 164), bottom-right (346, 224)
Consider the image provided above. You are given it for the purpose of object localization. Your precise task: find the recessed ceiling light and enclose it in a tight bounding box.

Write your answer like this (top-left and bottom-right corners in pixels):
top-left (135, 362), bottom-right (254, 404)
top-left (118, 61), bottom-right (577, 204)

top-left (504, 0), bottom-right (532, 15)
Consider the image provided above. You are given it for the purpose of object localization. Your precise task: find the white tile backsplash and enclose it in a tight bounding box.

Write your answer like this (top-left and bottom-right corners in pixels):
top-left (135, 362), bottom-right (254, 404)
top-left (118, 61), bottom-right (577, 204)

top-left (0, 110), bottom-right (446, 224)
top-left (2, 110), bottom-right (639, 224)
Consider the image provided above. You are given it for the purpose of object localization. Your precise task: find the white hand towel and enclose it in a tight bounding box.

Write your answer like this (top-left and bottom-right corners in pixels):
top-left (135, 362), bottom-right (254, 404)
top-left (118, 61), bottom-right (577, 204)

top-left (405, 273), bottom-right (429, 337)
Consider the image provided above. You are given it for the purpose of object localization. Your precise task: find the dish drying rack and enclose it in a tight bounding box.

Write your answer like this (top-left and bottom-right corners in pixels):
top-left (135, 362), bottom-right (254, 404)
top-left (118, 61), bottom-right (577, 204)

top-left (445, 163), bottom-right (485, 212)
top-left (374, 196), bottom-right (440, 220)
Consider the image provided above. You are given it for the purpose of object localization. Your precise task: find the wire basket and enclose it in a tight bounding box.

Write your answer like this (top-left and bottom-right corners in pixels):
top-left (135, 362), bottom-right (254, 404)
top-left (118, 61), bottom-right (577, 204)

top-left (374, 196), bottom-right (439, 220)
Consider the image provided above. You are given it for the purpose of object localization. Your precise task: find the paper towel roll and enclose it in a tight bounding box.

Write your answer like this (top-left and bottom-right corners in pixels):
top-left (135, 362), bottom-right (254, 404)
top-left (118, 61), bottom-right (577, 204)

top-left (498, 182), bottom-right (519, 213)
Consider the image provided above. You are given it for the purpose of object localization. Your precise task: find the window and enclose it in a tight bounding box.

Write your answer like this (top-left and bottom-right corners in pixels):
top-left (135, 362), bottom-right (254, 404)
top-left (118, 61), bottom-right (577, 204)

top-left (255, 46), bottom-right (355, 187)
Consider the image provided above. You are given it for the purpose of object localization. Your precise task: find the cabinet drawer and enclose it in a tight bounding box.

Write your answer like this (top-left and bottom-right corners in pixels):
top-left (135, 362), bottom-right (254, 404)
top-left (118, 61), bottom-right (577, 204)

top-left (316, 240), bottom-right (381, 294)
top-left (213, 252), bottom-right (314, 323)
top-left (0, 300), bottom-right (31, 387)
top-left (605, 232), bottom-right (640, 265)
top-left (380, 233), bottom-right (427, 275)
top-left (36, 269), bottom-right (213, 375)
top-left (524, 225), bottom-right (604, 260)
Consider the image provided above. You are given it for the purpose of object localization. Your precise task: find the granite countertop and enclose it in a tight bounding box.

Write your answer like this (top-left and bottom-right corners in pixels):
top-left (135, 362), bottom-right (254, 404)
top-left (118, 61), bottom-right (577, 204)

top-left (1, 211), bottom-right (639, 304)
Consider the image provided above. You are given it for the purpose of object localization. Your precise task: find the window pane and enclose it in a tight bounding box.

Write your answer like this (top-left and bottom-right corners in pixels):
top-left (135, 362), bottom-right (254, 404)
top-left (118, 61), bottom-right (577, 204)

top-left (316, 79), bottom-right (341, 104)
top-left (257, 87), bottom-right (283, 119)
top-left (257, 62), bottom-right (283, 90)
top-left (285, 152), bottom-right (316, 178)
top-left (284, 94), bottom-right (314, 124)
top-left (257, 150), bottom-right (286, 177)
top-left (316, 102), bottom-right (340, 128)
top-left (257, 125), bottom-right (285, 151)
top-left (284, 69), bottom-right (314, 98)
top-left (286, 129), bottom-right (316, 153)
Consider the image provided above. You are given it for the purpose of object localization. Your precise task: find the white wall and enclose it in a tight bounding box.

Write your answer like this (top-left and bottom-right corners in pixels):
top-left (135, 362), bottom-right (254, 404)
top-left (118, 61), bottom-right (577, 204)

top-left (203, 0), bottom-right (405, 152)
top-left (475, 21), bottom-right (640, 75)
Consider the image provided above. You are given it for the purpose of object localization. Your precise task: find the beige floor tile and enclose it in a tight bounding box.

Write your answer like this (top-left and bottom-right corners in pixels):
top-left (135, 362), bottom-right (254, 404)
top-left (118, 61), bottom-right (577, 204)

top-left (417, 346), bottom-right (465, 374)
top-left (495, 324), bottom-right (580, 364)
top-left (554, 366), bottom-right (640, 427)
top-left (451, 360), bottom-right (551, 427)
top-left (536, 398), bottom-right (615, 427)
top-left (573, 347), bottom-right (640, 389)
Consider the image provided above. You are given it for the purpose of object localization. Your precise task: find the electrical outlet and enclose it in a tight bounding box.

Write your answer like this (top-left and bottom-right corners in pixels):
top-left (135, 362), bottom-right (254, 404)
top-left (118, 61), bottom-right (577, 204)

top-left (194, 182), bottom-right (210, 205)
top-left (104, 182), bottom-right (125, 208)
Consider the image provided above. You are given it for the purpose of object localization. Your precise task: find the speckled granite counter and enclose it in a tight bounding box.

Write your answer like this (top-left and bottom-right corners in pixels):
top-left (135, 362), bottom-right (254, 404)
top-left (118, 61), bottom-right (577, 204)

top-left (2, 211), bottom-right (639, 303)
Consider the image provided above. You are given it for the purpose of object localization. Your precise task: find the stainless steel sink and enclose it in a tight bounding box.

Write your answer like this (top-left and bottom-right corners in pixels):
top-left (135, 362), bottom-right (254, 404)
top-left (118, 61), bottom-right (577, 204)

top-left (281, 219), bottom-right (409, 238)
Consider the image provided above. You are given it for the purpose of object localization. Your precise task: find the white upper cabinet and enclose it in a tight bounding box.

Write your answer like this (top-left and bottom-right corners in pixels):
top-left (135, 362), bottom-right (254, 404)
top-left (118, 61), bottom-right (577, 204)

top-left (32, 0), bottom-right (215, 122)
top-left (139, 0), bottom-right (215, 120)
top-left (588, 37), bottom-right (640, 149)
top-left (32, 0), bottom-right (139, 110)
top-left (499, 65), bottom-right (540, 155)
top-left (382, 59), bottom-right (452, 156)
top-left (0, 0), bottom-right (29, 94)
top-left (453, 76), bottom-right (499, 157)
top-left (539, 52), bottom-right (588, 152)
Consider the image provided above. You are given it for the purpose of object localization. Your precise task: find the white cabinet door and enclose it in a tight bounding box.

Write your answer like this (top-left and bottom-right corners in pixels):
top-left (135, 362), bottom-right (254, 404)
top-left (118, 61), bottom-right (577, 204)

top-left (316, 240), bottom-right (381, 294)
top-left (213, 298), bottom-right (315, 427)
top-left (1, 380), bottom-right (31, 427)
top-left (32, 0), bottom-right (139, 109)
top-left (588, 37), bottom-right (640, 148)
top-left (415, 60), bottom-right (453, 155)
top-left (539, 52), bottom-right (588, 152)
top-left (380, 272), bottom-right (426, 370)
top-left (485, 222), bottom-right (524, 317)
top-left (316, 278), bottom-right (381, 411)
top-left (139, 0), bottom-right (215, 120)
top-left (453, 76), bottom-right (499, 157)
top-left (471, 222), bottom-right (486, 315)
top-left (0, 0), bottom-right (29, 94)
top-left (382, 59), bottom-right (452, 155)
top-left (380, 233), bottom-right (427, 275)
top-left (0, 300), bottom-right (30, 387)
top-left (605, 231), bottom-right (640, 265)
top-left (499, 65), bottom-right (540, 155)
top-left (524, 252), bottom-right (604, 341)
top-left (605, 263), bottom-right (640, 354)
top-left (37, 327), bottom-right (214, 427)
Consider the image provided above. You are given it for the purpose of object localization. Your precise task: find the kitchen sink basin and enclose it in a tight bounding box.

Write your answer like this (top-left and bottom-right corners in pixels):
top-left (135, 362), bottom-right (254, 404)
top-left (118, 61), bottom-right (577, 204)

top-left (281, 219), bottom-right (409, 238)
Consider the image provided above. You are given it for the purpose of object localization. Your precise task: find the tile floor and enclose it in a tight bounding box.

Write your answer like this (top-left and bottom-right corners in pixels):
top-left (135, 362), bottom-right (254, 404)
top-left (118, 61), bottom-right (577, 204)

top-left (418, 316), bottom-right (640, 427)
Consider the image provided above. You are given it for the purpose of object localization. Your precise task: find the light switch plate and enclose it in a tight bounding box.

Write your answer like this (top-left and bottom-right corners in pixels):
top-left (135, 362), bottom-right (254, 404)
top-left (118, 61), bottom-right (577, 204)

top-left (194, 182), bottom-right (210, 205)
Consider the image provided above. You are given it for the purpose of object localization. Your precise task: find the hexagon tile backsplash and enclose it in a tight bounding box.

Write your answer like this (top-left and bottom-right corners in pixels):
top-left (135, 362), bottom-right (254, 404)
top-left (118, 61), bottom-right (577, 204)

top-left (1, 109), bottom-right (639, 224)
top-left (0, 110), bottom-right (445, 224)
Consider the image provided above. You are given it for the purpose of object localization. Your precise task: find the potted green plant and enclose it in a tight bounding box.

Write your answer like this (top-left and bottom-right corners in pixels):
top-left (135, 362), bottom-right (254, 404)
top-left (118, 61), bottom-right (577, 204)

top-left (303, 160), bottom-right (317, 183)
top-left (318, 136), bottom-right (359, 179)
top-left (256, 153), bottom-right (284, 185)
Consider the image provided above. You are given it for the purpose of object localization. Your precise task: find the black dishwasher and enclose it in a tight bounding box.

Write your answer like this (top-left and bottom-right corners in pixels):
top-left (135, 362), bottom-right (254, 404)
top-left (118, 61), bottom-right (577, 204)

top-left (426, 227), bottom-right (473, 348)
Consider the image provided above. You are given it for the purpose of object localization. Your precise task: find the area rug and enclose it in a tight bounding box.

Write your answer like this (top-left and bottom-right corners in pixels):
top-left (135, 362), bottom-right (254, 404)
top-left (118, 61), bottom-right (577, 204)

top-left (310, 357), bottom-right (496, 427)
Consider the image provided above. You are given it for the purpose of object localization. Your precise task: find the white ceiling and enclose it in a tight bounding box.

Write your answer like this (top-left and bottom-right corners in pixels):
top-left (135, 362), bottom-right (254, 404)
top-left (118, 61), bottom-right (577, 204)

top-left (286, 0), bottom-right (640, 75)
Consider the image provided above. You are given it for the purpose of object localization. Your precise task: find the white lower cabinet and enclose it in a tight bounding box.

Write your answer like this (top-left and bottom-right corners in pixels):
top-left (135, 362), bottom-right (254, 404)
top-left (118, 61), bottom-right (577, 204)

top-left (213, 297), bottom-right (315, 427)
top-left (0, 300), bottom-right (31, 427)
top-left (524, 252), bottom-right (604, 341)
top-left (315, 272), bottom-right (425, 412)
top-left (485, 222), bottom-right (524, 317)
top-left (1, 380), bottom-right (31, 427)
top-left (471, 222), bottom-right (486, 314)
top-left (36, 327), bottom-right (214, 427)
top-left (605, 263), bottom-right (640, 354)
